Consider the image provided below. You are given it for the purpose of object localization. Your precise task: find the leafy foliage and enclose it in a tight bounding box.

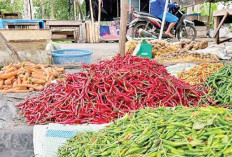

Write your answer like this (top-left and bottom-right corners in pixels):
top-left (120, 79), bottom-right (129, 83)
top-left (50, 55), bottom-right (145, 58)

top-left (0, 0), bottom-right (24, 13)
top-left (0, 0), bottom-right (86, 20)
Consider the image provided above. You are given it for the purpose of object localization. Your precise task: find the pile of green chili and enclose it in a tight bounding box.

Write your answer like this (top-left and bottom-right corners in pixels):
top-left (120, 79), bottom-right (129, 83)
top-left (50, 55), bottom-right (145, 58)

top-left (206, 65), bottom-right (232, 106)
top-left (58, 106), bottom-right (232, 157)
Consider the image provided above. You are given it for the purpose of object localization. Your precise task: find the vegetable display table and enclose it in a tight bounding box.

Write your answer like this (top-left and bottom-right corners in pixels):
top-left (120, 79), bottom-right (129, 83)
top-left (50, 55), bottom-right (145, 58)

top-left (45, 20), bottom-right (83, 43)
top-left (213, 9), bottom-right (232, 44)
top-left (0, 19), bottom-right (45, 29)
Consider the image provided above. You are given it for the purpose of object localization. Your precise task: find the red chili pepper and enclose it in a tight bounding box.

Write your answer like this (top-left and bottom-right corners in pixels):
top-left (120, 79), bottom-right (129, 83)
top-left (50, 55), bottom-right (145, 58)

top-left (17, 55), bottom-right (214, 125)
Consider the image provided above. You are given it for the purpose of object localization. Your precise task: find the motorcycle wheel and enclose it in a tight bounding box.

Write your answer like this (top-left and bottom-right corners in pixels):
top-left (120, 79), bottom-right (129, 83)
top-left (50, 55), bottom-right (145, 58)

top-left (132, 22), bottom-right (152, 38)
top-left (177, 25), bottom-right (197, 41)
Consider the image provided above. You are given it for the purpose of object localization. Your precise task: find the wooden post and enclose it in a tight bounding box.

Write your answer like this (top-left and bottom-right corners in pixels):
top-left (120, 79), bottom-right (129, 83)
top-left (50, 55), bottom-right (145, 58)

top-left (207, 2), bottom-right (212, 30)
top-left (97, 0), bottom-right (102, 43)
top-left (214, 12), bottom-right (228, 44)
top-left (51, 0), bottom-right (55, 20)
top-left (214, 16), bottom-right (220, 44)
top-left (119, 0), bottom-right (128, 56)
top-left (89, 0), bottom-right (94, 22)
top-left (0, 32), bottom-right (20, 62)
top-left (98, 0), bottom-right (102, 24)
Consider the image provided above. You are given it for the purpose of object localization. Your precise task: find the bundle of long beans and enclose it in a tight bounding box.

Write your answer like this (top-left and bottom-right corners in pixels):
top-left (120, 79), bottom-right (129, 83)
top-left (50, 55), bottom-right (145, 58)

top-left (58, 106), bottom-right (232, 157)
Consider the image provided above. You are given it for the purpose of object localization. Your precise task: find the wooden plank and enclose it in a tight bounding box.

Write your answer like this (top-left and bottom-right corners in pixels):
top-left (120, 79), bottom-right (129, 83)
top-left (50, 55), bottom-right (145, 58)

top-left (52, 31), bottom-right (75, 35)
top-left (86, 22), bottom-right (90, 43)
top-left (46, 20), bottom-right (82, 26)
top-left (219, 37), bottom-right (232, 44)
top-left (51, 27), bottom-right (79, 30)
top-left (90, 22), bottom-right (93, 43)
top-left (0, 29), bottom-right (51, 41)
top-left (5, 23), bottom-right (40, 26)
top-left (0, 32), bottom-right (20, 62)
top-left (214, 12), bottom-right (229, 38)
top-left (213, 9), bottom-right (232, 17)
top-left (51, 29), bottom-right (78, 32)
top-left (119, 0), bottom-right (129, 56)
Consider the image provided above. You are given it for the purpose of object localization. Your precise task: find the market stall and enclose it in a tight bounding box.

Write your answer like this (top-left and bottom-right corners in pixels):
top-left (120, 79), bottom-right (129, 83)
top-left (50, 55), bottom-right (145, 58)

top-left (213, 9), bottom-right (232, 44)
top-left (3, 1), bottom-right (232, 157)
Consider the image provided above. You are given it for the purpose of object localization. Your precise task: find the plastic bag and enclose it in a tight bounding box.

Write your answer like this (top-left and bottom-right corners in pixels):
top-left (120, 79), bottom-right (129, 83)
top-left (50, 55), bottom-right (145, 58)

top-left (190, 45), bottom-right (231, 60)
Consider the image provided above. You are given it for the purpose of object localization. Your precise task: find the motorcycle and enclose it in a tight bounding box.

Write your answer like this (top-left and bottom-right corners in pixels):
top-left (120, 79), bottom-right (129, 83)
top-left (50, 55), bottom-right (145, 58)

top-left (127, 5), bottom-right (197, 41)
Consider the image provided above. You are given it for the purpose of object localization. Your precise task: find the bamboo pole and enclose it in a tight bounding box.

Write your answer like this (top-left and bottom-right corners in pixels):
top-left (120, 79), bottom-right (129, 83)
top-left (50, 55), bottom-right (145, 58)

top-left (98, 0), bottom-right (102, 24)
top-left (159, 0), bottom-right (168, 40)
top-left (89, 0), bottom-right (94, 22)
top-left (119, 0), bottom-right (129, 56)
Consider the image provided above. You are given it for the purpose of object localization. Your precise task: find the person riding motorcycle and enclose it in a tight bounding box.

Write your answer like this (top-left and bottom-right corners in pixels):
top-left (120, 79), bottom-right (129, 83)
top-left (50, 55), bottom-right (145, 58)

top-left (150, 0), bottom-right (179, 38)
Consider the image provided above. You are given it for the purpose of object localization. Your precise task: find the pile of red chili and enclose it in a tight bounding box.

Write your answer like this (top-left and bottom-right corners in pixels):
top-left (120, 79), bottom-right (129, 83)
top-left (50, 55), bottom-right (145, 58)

top-left (17, 55), bottom-right (212, 125)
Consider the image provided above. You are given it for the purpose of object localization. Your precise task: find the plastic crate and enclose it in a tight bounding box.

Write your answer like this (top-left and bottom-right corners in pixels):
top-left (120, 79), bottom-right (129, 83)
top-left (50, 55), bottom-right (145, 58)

top-left (52, 49), bottom-right (93, 64)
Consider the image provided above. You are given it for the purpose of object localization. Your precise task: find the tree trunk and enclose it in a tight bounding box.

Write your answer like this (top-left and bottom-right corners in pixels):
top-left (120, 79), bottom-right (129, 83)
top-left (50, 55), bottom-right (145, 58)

top-left (29, 0), bottom-right (34, 19)
top-left (74, 0), bottom-right (77, 20)
top-left (119, 0), bottom-right (128, 56)
top-left (77, 0), bottom-right (83, 20)
top-left (24, 0), bottom-right (29, 19)
top-left (24, 0), bottom-right (33, 19)
top-left (51, 0), bottom-right (55, 20)
top-left (42, 0), bottom-right (46, 19)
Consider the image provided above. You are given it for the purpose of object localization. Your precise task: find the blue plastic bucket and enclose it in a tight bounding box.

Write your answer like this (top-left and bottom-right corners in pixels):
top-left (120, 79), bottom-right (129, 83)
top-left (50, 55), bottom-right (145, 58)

top-left (52, 49), bottom-right (93, 64)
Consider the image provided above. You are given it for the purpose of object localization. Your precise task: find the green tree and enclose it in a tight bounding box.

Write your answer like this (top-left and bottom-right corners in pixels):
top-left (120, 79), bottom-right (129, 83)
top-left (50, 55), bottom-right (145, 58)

top-left (34, 0), bottom-right (86, 20)
top-left (0, 0), bottom-right (24, 13)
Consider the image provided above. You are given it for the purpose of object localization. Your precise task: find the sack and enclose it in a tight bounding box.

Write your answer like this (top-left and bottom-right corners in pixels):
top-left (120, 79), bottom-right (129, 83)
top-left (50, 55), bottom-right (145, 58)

top-left (190, 45), bottom-right (231, 60)
top-left (33, 123), bottom-right (109, 157)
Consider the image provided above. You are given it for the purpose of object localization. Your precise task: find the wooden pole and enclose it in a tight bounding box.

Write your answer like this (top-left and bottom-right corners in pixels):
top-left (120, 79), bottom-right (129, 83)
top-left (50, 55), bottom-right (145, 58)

top-left (89, 0), bottom-right (94, 22)
top-left (119, 0), bottom-right (128, 56)
top-left (0, 33), bottom-right (20, 62)
top-left (159, 0), bottom-right (168, 40)
top-left (207, 2), bottom-right (212, 30)
top-left (98, 0), bottom-right (102, 24)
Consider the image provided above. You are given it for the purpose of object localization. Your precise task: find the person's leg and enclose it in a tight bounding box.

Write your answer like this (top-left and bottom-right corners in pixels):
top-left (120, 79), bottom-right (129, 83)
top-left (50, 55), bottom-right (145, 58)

top-left (165, 23), bottom-right (176, 38)
top-left (158, 13), bottom-right (178, 38)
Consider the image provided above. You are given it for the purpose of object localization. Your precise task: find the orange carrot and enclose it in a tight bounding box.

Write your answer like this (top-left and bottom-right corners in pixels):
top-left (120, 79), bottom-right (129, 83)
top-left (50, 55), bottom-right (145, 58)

top-left (0, 80), bottom-right (3, 89)
top-left (15, 84), bottom-right (44, 91)
top-left (32, 73), bottom-right (46, 80)
top-left (32, 78), bottom-right (46, 85)
top-left (4, 79), bottom-right (12, 85)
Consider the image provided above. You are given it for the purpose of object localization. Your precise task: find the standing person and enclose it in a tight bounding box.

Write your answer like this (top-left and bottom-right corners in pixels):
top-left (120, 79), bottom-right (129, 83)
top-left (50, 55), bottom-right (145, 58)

top-left (150, 0), bottom-right (179, 38)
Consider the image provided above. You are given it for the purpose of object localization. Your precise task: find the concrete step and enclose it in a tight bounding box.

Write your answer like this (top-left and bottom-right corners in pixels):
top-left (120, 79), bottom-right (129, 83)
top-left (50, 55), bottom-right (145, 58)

top-left (0, 150), bottom-right (34, 157)
top-left (0, 125), bottom-right (33, 157)
top-left (0, 93), bottom-right (36, 157)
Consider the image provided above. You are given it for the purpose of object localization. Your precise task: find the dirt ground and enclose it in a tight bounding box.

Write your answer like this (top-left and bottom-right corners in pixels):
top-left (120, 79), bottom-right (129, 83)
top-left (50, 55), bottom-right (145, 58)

top-left (59, 43), bottom-right (119, 64)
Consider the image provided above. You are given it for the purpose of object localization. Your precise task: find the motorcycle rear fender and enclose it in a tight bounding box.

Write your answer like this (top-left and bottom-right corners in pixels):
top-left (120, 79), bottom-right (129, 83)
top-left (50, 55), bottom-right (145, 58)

top-left (183, 19), bottom-right (194, 26)
top-left (129, 19), bottom-right (148, 28)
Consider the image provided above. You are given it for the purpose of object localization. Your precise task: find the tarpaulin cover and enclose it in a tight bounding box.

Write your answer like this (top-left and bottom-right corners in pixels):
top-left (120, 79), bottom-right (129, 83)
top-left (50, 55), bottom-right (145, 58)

top-left (0, 19), bottom-right (45, 29)
top-left (100, 25), bottom-right (110, 36)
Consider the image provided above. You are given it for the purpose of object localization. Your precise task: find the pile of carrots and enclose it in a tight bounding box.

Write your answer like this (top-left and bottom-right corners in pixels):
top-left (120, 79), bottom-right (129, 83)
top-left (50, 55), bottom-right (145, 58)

top-left (0, 62), bottom-right (64, 93)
